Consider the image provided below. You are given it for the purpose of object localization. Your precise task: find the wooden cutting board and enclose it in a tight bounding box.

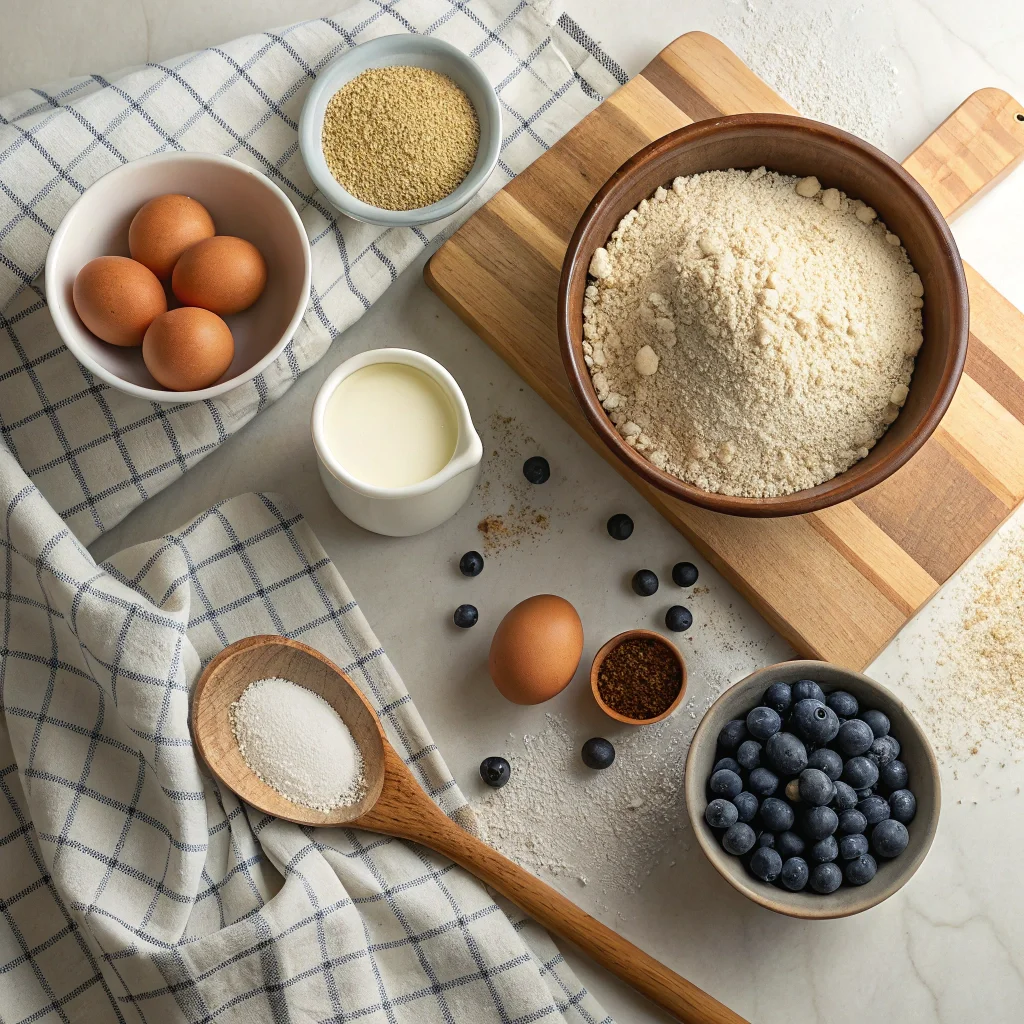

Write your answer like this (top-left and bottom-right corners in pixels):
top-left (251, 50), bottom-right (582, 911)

top-left (425, 32), bottom-right (1024, 669)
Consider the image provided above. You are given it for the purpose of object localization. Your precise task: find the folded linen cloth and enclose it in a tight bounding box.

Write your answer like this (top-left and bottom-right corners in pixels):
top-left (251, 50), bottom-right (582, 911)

top-left (0, 0), bottom-right (624, 544)
top-left (0, 447), bottom-right (612, 1022)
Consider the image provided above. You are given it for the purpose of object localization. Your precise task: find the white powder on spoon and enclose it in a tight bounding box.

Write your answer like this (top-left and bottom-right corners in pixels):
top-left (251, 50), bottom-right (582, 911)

top-left (230, 677), bottom-right (366, 813)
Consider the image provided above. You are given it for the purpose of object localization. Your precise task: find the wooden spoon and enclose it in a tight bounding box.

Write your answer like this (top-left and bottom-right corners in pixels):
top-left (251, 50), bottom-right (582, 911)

top-left (192, 635), bottom-right (747, 1024)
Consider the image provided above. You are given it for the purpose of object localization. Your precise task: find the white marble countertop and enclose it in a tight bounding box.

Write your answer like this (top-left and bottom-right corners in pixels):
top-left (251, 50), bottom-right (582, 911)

top-left (6, 2), bottom-right (1024, 1021)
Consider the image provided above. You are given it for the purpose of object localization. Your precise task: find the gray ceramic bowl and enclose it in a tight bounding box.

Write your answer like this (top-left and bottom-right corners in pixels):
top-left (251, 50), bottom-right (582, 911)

top-left (299, 35), bottom-right (501, 226)
top-left (685, 660), bottom-right (940, 919)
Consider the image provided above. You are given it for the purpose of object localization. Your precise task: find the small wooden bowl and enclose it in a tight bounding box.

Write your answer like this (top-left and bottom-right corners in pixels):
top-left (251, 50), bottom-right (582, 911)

top-left (558, 114), bottom-right (969, 518)
top-left (684, 660), bottom-right (940, 920)
top-left (590, 629), bottom-right (687, 725)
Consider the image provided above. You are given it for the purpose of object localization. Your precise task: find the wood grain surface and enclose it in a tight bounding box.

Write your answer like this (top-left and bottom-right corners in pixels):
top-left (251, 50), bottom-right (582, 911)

top-left (425, 31), bottom-right (1024, 669)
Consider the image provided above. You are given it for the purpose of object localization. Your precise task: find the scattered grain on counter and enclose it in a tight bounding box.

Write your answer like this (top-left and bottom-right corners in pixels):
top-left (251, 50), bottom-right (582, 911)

top-left (321, 66), bottom-right (479, 210)
top-left (598, 636), bottom-right (683, 720)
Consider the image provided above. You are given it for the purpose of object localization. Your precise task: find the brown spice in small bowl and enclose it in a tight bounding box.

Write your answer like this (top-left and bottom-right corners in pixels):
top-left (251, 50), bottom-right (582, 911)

top-left (592, 630), bottom-right (686, 724)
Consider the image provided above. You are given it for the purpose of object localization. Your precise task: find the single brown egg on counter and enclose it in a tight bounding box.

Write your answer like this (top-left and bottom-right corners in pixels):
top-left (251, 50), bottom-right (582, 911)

top-left (129, 194), bottom-right (216, 280)
top-left (172, 236), bottom-right (267, 315)
top-left (72, 255), bottom-right (167, 347)
top-left (142, 307), bottom-right (234, 391)
top-left (488, 594), bottom-right (584, 705)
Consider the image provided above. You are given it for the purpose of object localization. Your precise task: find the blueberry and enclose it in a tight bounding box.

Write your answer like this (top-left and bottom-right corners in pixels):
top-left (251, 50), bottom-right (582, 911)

top-left (859, 709), bottom-right (890, 738)
top-left (732, 791), bottom-right (759, 823)
top-left (839, 834), bottom-right (870, 861)
top-left (869, 735), bottom-right (900, 767)
top-left (765, 732), bottom-right (808, 775)
top-left (736, 740), bottom-right (762, 771)
top-left (479, 756), bottom-right (510, 788)
top-left (749, 846), bottom-right (783, 882)
top-left (842, 756), bottom-right (879, 790)
top-left (665, 605), bottom-right (693, 632)
top-left (856, 787), bottom-right (874, 801)
top-left (809, 835), bottom-right (839, 864)
top-left (756, 832), bottom-right (776, 849)
top-left (746, 706), bottom-right (782, 742)
top-left (454, 604), bottom-right (479, 628)
top-left (581, 737), bottom-right (615, 770)
top-left (810, 861), bottom-right (843, 894)
top-left (722, 822), bottom-right (757, 856)
top-left (631, 569), bottom-right (659, 597)
top-left (797, 768), bottom-right (833, 806)
top-left (871, 819), bottom-right (910, 859)
top-left (801, 806), bottom-right (839, 842)
top-left (792, 679), bottom-right (826, 704)
top-left (747, 767), bottom-right (779, 797)
top-left (671, 561), bottom-right (699, 587)
top-left (523, 456), bottom-right (550, 484)
top-left (706, 798), bottom-right (739, 829)
top-left (826, 690), bottom-right (859, 718)
top-left (762, 682), bottom-right (793, 715)
top-left (837, 809), bottom-right (867, 836)
top-left (709, 768), bottom-right (743, 799)
top-left (776, 831), bottom-right (806, 859)
top-left (459, 550), bottom-right (484, 577)
top-left (780, 856), bottom-right (810, 891)
top-left (844, 854), bottom-right (878, 886)
top-left (858, 795), bottom-right (890, 826)
top-left (888, 789), bottom-right (917, 824)
top-left (830, 781), bottom-right (859, 811)
top-left (713, 757), bottom-right (742, 775)
top-left (606, 513), bottom-right (634, 540)
top-left (717, 719), bottom-right (748, 753)
top-left (759, 797), bottom-right (795, 833)
top-left (879, 759), bottom-right (909, 791)
top-left (807, 748), bottom-right (843, 781)
top-left (835, 719), bottom-right (875, 758)
top-left (791, 699), bottom-right (840, 745)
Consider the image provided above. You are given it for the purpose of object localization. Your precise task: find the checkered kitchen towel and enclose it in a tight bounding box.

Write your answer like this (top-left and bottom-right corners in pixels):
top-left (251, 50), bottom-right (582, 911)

top-left (0, 0), bottom-right (626, 545)
top-left (0, 445), bottom-right (612, 1022)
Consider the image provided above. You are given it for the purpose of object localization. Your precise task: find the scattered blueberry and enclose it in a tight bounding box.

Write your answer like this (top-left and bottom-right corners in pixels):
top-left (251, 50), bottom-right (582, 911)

top-left (706, 798), bottom-right (739, 829)
top-left (522, 456), bottom-right (550, 484)
top-left (747, 767), bottom-right (779, 797)
top-left (480, 756), bottom-right (511, 788)
top-left (776, 831), bottom-right (806, 859)
top-left (606, 513), bottom-right (634, 540)
top-left (810, 862), bottom-right (843, 894)
top-left (859, 709), bottom-right (890, 738)
top-left (736, 740), bottom-right (762, 771)
top-left (857, 795), bottom-right (891, 826)
top-left (837, 809), bottom-right (867, 836)
top-left (871, 819), bottom-right (910, 859)
top-left (879, 759), bottom-right (909, 791)
top-left (801, 806), bottom-right (839, 842)
top-left (671, 561), bottom-right (699, 587)
top-left (749, 846), bottom-right (783, 882)
top-left (831, 781), bottom-right (859, 811)
top-left (717, 719), bottom-right (748, 753)
top-left (807, 747), bottom-right (844, 781)
top-left (713, 756), bottom-right (742, 775)
top-left (839, 834), bottom-right (870, 861)
top-left (631, 569), bottom-right (659, 597)
top-left (454, 604), bottom-right (479, 628)
top-left (842, 756), bottom-right (879, 791)
top-left (844, 854), bottom-right (878, 886)
top-left (733, 791), bottom-right (759, 823)
top-left (888, 789), bottom-right (917, 824)
top-left (665, 605), bottom-right (693, 632)
top-left (756, 832), bottom-right (776, 849)
top-left (869, 735), bottom-right (900, 767)
top-left (809, 835), bottom-right (839, 864)
top-left (765, 732), bottom-right (808, 775)
top-left (722, 822), bottom-right (757, 856)
top-left (581, 737), bottom-right (615, 770)
top-left (798, 768), bottom-right (834, 806)
top-left (780, 856), bottom-right (810, 891)
top-left (759, 797), bottom-right (795, 833)
top-left (709, 768), bottom-right (743, 799)
top-left (836, 719), bottom-right (875, 758)
top-left (746, 706), bottom-right (782, 741)
top-left (826, 691), bottom-right (859, 718)
top-left (792, 679), bottom-right (826, 703)
top-left (792, 699), bottom-right (840, 745)
top-left (762, 682), bottom-right (793, 715)
top-left (459, 550), bottom-right (484, 577)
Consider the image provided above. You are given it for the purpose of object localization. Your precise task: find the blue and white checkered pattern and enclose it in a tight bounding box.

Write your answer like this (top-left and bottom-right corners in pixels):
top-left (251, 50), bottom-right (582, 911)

top-left (0, 0), bottom-right (626, 546)
top-left (0, 442), bottom-right (613, 1022)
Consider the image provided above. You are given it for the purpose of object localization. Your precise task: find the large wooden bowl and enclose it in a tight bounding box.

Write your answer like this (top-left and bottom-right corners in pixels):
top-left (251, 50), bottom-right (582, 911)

top-left (558, 114), bottom-right (969, 517)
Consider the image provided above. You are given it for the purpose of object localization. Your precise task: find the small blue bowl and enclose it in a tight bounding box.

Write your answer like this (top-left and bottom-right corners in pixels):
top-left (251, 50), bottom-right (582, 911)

top-left (299, 35), bottom-right (501, 227)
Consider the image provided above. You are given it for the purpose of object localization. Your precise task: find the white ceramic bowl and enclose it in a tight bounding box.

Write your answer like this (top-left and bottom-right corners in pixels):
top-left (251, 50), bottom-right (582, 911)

top-left (45, 152), bottom-right (311, 404)
top-left (311, 348), bottom-right (483, 537)
top-left (299, 35), bottom-right (502, 227)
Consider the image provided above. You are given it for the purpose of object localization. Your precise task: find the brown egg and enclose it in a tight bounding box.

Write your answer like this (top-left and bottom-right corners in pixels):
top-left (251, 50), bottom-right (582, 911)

top-left (72, 256), bottom-right (167, 347)
top-left (172, 236), bottom-right (267, 315)
top-left (488, 595), bottom-right (584, 705)
top-left (129, 194), bottom-right (215, 279)
top-left (142, 307), bottom-right (235, 391)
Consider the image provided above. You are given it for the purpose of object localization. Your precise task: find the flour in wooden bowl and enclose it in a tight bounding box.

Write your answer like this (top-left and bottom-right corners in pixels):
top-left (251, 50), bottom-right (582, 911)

top-left (582, 169), bottom-right (924, 497)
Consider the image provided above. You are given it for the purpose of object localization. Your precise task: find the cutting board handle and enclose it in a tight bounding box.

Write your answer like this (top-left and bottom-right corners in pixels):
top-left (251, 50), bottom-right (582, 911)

top-left (903, 87), bottom-right (1024, 220)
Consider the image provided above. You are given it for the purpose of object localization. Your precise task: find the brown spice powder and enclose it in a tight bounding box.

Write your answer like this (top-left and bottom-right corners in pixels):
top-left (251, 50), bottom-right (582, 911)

top-left (598, 638), bottom-right (682, 720)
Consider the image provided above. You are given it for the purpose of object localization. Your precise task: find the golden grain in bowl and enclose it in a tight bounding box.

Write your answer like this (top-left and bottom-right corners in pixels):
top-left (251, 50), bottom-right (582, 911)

top-left (590, 629), bottom-right (687, 725)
